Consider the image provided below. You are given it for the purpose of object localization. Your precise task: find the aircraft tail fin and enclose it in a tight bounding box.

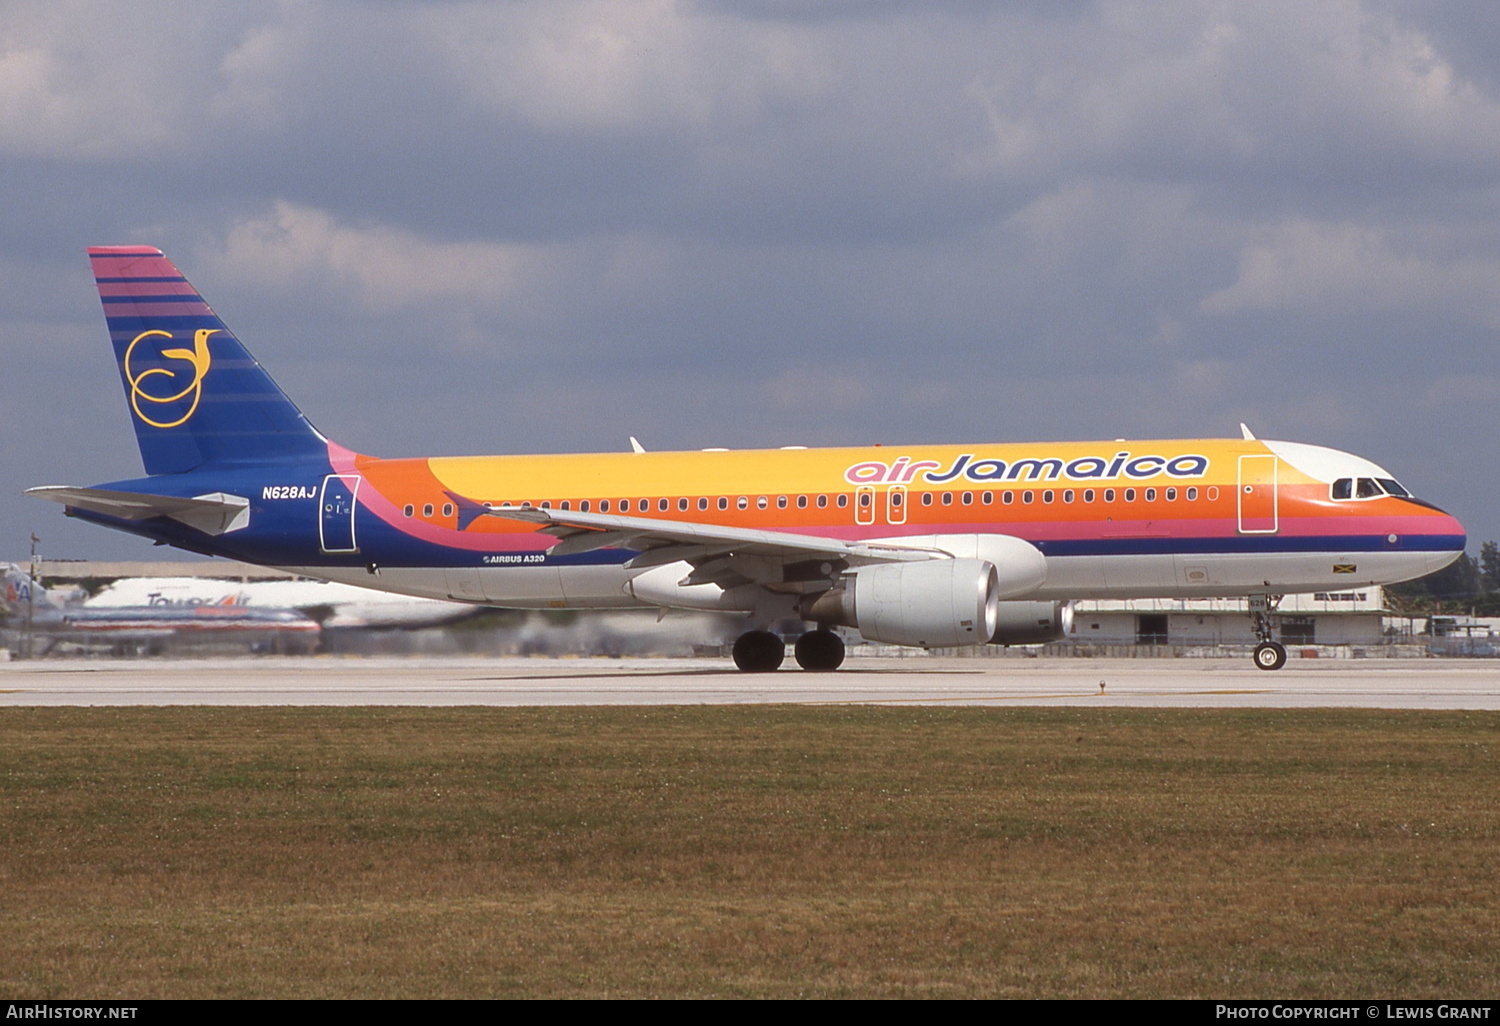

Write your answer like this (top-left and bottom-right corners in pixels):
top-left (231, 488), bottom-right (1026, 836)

top-left (1, 564), bottom-right (56, 618)
top-left (89, 246), bottom-right (329, 476)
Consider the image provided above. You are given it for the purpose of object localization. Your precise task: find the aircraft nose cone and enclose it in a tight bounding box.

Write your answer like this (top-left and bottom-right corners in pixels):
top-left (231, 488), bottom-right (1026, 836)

top-left (1445, 511), bottom-right (1467, 549)
top-left (1427, 513), bottom-right (1467, 574)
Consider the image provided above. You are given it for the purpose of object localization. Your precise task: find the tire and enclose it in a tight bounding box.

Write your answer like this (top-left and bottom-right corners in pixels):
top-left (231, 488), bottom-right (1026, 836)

top-left (1253, 641), bottom-right (1287, 671)
top-left (732, 630), bottom-right (785, 672)
top-left (793, 630), bottom-right (845, 672)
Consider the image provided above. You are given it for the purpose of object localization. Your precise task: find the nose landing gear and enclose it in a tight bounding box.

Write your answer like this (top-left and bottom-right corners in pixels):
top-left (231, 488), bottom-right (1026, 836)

top-left (1249, 594), bottom-right (1287, 671)
top-left (1253, 641), bottom-right (1287, 671)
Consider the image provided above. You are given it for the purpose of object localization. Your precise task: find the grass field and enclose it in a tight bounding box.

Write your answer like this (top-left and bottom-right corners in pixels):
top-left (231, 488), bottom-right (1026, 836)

top-left (1, 705), bottom-right (1497, 998)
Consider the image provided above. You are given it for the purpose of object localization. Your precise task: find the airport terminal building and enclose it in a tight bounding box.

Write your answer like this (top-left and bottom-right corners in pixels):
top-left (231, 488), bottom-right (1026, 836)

top-left (1065, 589), bottom-right (1389, 651)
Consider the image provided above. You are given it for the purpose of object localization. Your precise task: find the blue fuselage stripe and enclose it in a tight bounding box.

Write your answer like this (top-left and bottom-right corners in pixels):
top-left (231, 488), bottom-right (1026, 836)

top-left (1034, 534), bottom-right (1464, 557)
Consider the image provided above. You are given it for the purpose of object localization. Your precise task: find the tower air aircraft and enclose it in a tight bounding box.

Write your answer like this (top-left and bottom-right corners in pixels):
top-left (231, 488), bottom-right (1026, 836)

top-left (27, 247), bottom-right (1467, 671)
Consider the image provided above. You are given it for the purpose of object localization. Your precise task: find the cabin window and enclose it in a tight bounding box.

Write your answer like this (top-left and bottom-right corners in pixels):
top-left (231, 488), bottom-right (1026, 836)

top-left (1003, 491), bottom-right (1014, 505)
top-left (757, 496), bottom-right (768, 510)
top-left (1062, 490), bottom-right (1074, 503)
top-left (1022, 491), bottom-right (1034, 504)
top-left (1042, 490), bottom-right (1055, 504)
top-left (982, 491), bottom-right (993, 505)
top-left (422, 504), bottom-right (434, 517)
top-left (677, 498), bottom-right (687, 512)
top-left (539, 501), bottom-right (550, 509)
top-left (560, 500), bottom-right (570, 511)
top-left (797, 495), bottom-right (808, 509)
top-left (599, 500), bottom-right (610, 512)
top-left (522, 501), bottom-right (533, 509)
top-left (1104, 489), bottom-right (1116, 503)
top-left (837, 494), bottom-right (849, 508)
top-left (890, 491), bottom-right (903, 509)
top-left (859, 492), bottom-right (872, 508)
top-left (403, 504), bottom-right (414, 518)
top-left (1144, 488), bottom-right (1156, 503)
top-left (580, 500), bottom-right (590, 512)
top-left (922, 493), bottom-right (933, 506)
top-left (1185, 488), bottom-right (1196, 501)
top-left (941, 492), bottom-right (953, 506)
top-left (1124, 489), bottom-right (1136, 503)
top-left (1165, 488), bottom-right (1176, 501)
top-left (658, 498), bottom-right (669, 512)
top-left (1083, 489), bottom-right (1095, 503)
top-left (698, 497), bottom-right (708, 511)
top-left (443, 503), bottom-right (455, 517)
top-left (719, 497), bottom-right (729, 511)
top-left (737, 496), bottom-right (749, 510)
top-left (639, 499), bottom-right (649, 513)
top-left (817, 494), bottom-right (828, 508)
top-left (961, 492), bottom-right (973, 505)
top-left (777, 496), bottom-right (788, 509)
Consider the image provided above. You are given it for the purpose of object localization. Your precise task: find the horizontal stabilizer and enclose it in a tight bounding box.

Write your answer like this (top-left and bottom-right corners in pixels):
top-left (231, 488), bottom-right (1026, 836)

top-left (26, 486), bottom-right (250, 536)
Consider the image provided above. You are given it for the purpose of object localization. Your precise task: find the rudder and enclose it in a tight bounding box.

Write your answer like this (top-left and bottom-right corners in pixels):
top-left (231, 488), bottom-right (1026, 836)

top-left (1, 564), bottom-right (55, 616)
top-left (90, 246), bottom-right (328, 475)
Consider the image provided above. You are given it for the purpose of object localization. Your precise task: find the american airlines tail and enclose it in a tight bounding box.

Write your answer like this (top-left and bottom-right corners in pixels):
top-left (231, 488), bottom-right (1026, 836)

top-left (90, 246), bottom-right (328, 475)
top-left (1, 564), bottom-right (55, 618)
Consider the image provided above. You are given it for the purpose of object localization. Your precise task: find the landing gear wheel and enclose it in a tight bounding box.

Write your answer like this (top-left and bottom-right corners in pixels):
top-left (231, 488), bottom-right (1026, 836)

top-left (794, 630), bottom-right (845, 672)
top-left (1253, 642), bottom-right (1287, 671)
top-left (732, 630), bottom-right (785, 672)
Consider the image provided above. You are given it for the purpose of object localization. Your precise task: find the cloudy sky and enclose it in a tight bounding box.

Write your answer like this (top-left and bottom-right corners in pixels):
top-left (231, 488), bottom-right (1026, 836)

top-left (2, 0), bottom-right (1497, 561)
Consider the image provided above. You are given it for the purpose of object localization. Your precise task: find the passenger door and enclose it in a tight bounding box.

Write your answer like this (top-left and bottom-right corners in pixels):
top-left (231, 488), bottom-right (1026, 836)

top-left (1237, 455), bottom-right (1278, 534)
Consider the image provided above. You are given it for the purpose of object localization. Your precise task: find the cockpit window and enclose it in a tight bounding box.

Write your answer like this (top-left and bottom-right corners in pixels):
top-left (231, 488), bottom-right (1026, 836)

top-left (1333, 476), bottom-right (1415, 501)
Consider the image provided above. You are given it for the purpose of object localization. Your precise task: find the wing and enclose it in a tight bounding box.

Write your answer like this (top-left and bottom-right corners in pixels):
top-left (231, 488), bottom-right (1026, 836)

top-left (481, 506), bottom-right (941, 591)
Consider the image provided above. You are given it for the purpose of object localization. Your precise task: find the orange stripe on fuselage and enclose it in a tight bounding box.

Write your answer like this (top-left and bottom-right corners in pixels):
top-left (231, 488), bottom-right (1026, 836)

top-left (345, 439), bottom-right (1452, 542)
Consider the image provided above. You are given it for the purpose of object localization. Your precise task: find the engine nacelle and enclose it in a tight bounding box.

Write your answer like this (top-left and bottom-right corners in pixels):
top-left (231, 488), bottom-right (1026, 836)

top-left (801, 558), bottom-right (1001, 648)
top-left (874, 533), bottom-right (1047, 598)
top-left (989, 600), bottom-right (1073, 646)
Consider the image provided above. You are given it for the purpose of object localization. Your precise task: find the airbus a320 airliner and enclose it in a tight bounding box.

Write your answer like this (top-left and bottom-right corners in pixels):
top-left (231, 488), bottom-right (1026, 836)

top-left (27, 247), bottom-right (1467, 671)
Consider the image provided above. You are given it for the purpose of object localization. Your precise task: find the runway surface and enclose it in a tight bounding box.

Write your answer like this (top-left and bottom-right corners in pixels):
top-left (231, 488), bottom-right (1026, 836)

top-left (3, 654), bottom-right (1500, 707)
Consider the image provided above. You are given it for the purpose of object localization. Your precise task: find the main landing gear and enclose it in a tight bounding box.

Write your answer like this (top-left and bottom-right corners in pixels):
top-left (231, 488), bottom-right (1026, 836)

top-left (793, 629), bottom-right (845, 672)
top-left (732, 630), bottom-right (784, 672)
top-left (731, 629), bottom-right (845, 672)
top-left (1249, 594), bottom-right (1287, 671)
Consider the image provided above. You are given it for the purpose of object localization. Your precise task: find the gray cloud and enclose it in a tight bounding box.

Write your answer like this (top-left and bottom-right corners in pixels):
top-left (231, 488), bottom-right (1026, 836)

top-left (3, 0), bottom-right (1496, 560)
